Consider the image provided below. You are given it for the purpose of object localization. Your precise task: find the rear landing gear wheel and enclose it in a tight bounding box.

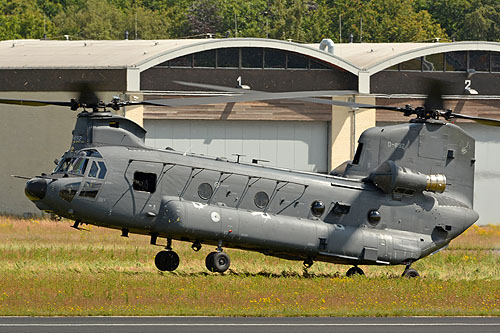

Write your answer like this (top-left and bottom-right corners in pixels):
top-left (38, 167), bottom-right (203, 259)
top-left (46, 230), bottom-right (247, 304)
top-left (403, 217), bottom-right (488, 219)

top-left (205, 251), bottom-right (217, 272)
top-left (155, 250), bottom-right (179, 272)
top-left (402, 267), bottom-right (420, 278)
top-left (346, 266), bottom-right (364, 277)
top-left (213, 252), bottom-right (230, 273)
top-left (205, 251), bottom-right (230, 273)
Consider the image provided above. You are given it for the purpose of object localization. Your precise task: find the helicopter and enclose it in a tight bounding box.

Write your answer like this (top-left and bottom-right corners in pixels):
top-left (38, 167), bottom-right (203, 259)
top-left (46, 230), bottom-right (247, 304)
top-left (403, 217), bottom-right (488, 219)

top-left (9, 81), bottom-right (500, 278)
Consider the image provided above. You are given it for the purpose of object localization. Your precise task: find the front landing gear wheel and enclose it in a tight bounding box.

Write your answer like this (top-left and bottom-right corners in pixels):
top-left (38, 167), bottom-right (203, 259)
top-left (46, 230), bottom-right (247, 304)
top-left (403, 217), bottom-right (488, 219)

top-left (155, 250), bottom-right (179, 272)
top-left (346, 266), bottom-right (364, 277)
top-left (402, 268), bottom-right (420, 278)
top-left (206, 251), bottom-right (231, 273)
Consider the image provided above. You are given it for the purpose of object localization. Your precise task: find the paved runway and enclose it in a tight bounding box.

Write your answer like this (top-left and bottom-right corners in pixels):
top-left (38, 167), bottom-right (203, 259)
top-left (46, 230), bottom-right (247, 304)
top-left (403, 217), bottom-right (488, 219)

top-left (1, 316), bottom-right (500, 333)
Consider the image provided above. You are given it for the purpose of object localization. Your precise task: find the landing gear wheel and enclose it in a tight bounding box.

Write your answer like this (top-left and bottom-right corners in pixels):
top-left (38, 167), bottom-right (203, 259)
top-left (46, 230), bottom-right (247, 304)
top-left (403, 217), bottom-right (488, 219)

top-left (212, 252), bottom-right (231, 273)
top-left (155, 250), bottom-right (180, 272)
top-left (205, 251), bottom-right (217, 272)
top-left (402, 268), bottom-right (420, 278)
top-left (346, 266), bottom-right (364, 277)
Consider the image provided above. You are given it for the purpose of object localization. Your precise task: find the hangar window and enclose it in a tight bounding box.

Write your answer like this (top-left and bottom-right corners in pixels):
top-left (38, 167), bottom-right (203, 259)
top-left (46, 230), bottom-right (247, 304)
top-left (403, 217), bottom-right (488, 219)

top-left (170, 54), bottom-right (193, 68)
top-left (194, 50), bottom-right (216, 68)
top-left (264, 49), bottom-right (286, 69)
top-left (310, 59), bottom-right (330, 70)
top-left (162, 48), bottom-right (335, 71)
top-left (242, 47), bottom-right (263, 68)
top-left (423, 54), bottom-right (444, 71)
top-left (133, 172), bottom-right (157, 193)
top-left (492, 53), bottom-right (500, 72)
top-left (217, 48), bottom-right (239, 68)
top-left (287, 52), bottom-right (309, 69)
top-left (445, 51), bottom-right (467, 72)
top-left (469, 51), bottom-right (490, 72)
top-left (400, 57), bottom-right (422, 71)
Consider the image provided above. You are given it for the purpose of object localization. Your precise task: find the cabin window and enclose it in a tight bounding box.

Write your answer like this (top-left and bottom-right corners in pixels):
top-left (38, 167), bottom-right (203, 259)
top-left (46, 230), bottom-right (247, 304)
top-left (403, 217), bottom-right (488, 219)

top-left (254, 191), bottom-right (269, 209)
top-left (310, 200), bottom-right (325, 217)
top-left (198, 183), bottom-right (213, 200)
top-left (133, 172), bottom-right (157, 193)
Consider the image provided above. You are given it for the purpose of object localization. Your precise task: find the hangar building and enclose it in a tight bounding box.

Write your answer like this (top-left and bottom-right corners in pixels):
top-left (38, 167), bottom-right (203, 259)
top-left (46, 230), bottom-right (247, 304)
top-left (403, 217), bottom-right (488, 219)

top-left (0, 38), bottom-right (499, 223)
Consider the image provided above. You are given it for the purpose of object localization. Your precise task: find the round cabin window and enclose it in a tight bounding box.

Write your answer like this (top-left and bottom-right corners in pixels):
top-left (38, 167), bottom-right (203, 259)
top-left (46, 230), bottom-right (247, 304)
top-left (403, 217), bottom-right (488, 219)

top-left (311, 200), bottom-right (325, 217)
top-left (254, 191), bottom-right (269, 209)
top-left (367, 210), bottom-right (381, 226)
top-left (198, 183), bottom-right (213, 200)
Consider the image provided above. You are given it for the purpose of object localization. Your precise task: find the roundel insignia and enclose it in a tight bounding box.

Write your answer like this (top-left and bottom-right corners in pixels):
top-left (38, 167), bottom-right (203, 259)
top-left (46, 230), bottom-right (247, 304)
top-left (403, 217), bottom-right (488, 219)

top-left (211, 211), bottom-right (221, 223)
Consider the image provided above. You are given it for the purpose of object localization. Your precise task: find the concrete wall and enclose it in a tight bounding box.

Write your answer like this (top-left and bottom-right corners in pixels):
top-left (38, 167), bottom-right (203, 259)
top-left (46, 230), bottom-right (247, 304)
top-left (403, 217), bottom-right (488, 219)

top-left (0, 91), bottom-right (120, 216)
top-left (457, 123), bottom-right (500, 225)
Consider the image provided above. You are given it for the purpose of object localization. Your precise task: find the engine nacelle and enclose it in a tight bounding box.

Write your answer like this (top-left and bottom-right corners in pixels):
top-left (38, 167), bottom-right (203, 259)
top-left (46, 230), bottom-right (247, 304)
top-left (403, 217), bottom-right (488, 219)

top-left (369, 160), bottom-right (446, 195)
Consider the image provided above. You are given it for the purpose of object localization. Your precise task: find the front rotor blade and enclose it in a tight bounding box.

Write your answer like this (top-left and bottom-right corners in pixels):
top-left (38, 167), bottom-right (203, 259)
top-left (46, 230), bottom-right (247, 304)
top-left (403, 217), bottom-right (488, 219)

top-left (0, 98), bottom-right (72, 107)
top-left (143, 90), bottom-right (360, 107)
top-left (450, 113), bottom-right (500, 127)
top-left (174, 81), bottom-right (255, 94)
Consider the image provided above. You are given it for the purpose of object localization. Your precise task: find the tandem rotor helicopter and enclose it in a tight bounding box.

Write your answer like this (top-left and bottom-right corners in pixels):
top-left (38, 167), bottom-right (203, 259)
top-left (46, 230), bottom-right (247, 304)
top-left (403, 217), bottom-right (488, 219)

top-left (7, 81), bottom-right (500, 278)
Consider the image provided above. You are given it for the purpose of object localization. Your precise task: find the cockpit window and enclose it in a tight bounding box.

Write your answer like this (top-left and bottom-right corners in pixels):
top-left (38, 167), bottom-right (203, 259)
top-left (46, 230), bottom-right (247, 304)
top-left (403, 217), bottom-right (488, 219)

top-left (81, 149), bottom-right (102, 158)
top-left (88, 161), bottom-right (99, 178)
top-left (69, 157), bottom-right (88, 176)
top-left (88, 161), bottom-right (107, 179)
top-left (97, 162), bottom-right (107, 179)
top-left (54, 158), bottom-right (72, 173)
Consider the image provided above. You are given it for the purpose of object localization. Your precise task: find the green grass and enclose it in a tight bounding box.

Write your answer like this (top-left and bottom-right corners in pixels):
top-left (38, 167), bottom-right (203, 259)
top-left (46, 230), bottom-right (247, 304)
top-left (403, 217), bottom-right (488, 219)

top-left (0, 217), bottom-right (499, 316)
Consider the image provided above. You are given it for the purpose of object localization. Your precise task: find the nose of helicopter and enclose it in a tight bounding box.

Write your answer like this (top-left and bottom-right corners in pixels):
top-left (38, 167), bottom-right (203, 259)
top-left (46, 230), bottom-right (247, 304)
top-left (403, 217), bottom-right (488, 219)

top-left (25, 178), bottom-right (47, 201)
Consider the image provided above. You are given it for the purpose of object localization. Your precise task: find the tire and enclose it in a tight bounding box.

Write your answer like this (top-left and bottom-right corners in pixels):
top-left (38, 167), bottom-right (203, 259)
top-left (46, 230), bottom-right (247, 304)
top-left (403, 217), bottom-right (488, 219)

top-left (402, 268), bottom-right (420, 278)
top-left (155, 250), bottom-right (180, 272)
top-left (205, 251), bottom-right (217, 272)
top-left (212, 252), bottom-right (231, 273)
top-left (346, 266), bottom-right (364, 277)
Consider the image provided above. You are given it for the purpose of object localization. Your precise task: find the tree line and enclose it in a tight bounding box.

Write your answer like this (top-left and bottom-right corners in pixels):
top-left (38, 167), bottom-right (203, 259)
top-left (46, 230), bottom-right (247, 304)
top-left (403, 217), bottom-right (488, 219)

top-left (0, 0), bottom-right (498, 43)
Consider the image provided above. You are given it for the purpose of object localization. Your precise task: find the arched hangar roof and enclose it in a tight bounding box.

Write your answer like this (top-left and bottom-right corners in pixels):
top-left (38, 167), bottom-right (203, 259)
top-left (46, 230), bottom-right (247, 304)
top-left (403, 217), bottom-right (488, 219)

top-left (331, 41), bottom-right (500, 75)
top-left (135, 38), bottom-right (359, 75)
top-left (0, 38), bottom-right (357, 74)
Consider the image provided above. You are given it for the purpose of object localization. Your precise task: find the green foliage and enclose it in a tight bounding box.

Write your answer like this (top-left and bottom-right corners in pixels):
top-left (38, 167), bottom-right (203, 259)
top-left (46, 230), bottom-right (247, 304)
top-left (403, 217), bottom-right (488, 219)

top-left (0, 0), bottom-right (497, 42)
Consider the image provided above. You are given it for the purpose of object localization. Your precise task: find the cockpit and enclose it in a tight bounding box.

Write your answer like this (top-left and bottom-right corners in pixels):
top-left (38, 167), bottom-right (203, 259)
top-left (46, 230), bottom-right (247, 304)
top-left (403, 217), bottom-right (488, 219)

top-left (52, 149), bottom-right (108, 203)
top-left (53, 149), bottom-right (107, 179)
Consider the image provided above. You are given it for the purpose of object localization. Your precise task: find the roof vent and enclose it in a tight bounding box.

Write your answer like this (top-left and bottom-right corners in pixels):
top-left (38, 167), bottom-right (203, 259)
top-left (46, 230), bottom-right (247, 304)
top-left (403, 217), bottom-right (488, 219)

top-left (319, 39), bottom-right (334, 54)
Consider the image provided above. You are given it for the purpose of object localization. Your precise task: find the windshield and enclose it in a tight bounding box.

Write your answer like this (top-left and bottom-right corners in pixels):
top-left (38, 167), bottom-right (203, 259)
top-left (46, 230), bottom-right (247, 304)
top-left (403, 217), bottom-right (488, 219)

top-left (68, 157), bottom-right (89, 176)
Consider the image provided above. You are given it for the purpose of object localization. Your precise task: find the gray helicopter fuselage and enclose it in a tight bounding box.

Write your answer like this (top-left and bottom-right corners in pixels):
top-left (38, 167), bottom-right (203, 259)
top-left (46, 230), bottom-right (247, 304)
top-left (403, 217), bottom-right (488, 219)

top-left (28, 117), bottom-right (479, 267)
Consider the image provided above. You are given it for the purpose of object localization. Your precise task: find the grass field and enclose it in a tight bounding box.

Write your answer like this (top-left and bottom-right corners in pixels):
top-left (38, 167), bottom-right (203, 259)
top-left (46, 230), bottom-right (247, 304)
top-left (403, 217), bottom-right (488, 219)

top-left (0, 217), bottom-right (499, 316)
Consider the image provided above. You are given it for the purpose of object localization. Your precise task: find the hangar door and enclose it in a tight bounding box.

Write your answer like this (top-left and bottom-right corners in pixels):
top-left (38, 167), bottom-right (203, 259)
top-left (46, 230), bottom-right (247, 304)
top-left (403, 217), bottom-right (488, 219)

top-left (144, 120), bottom-right (328, 173)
